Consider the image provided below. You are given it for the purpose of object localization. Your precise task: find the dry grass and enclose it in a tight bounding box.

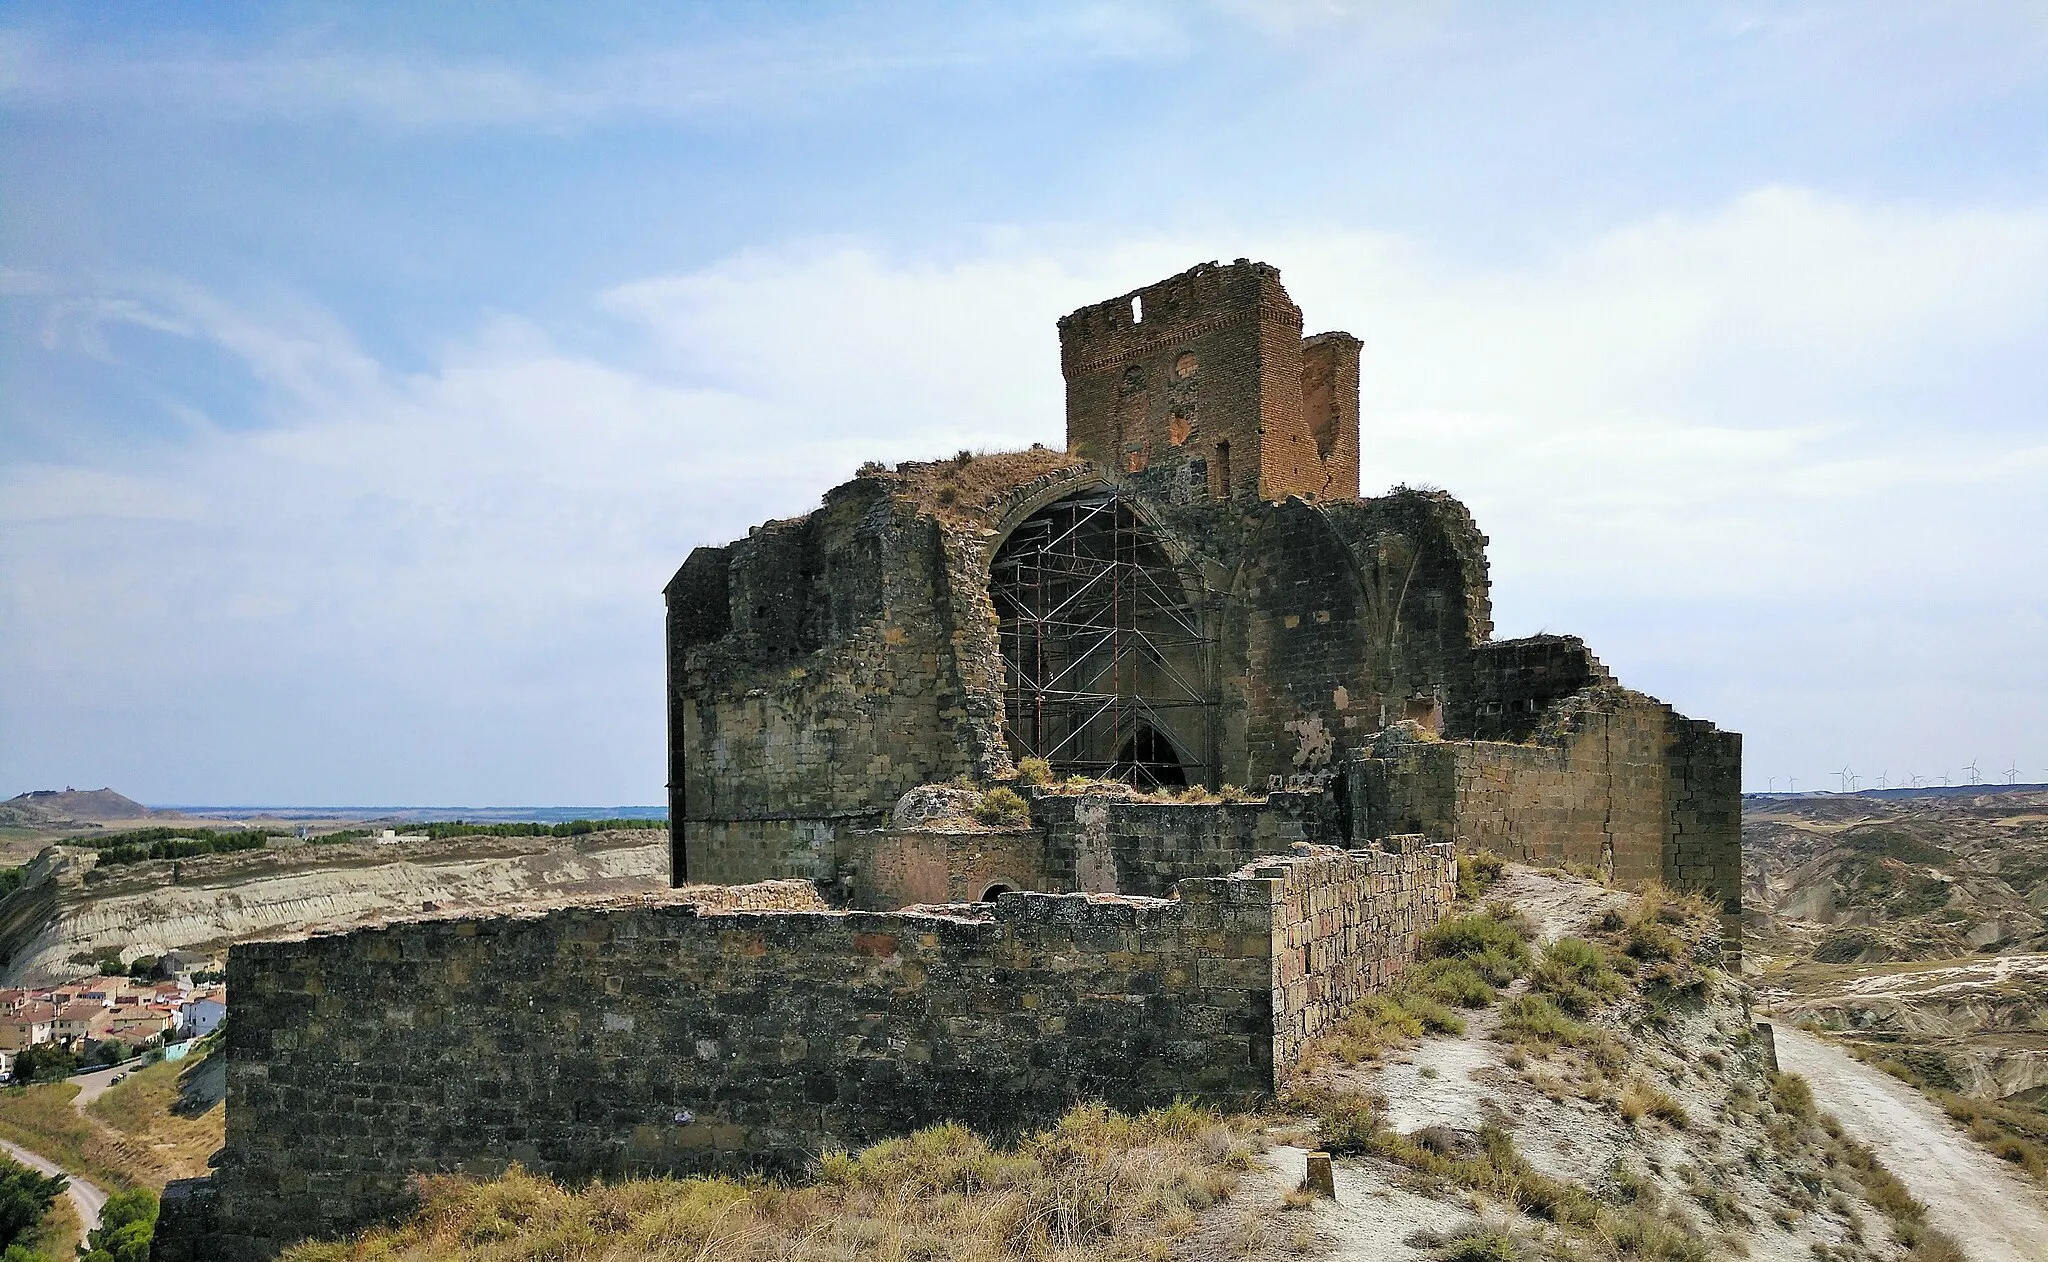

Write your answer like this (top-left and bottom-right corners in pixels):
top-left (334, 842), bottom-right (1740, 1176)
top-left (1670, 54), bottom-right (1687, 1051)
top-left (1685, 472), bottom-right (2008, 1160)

top-left (0, 1045), bottom-right (221, 1196)
top-left (17, 1189), bottom-right (83, 1261)
top-left (86, 1049), bottom-right (226, 1183)
top-left (1617, 1078), bottom-right (1690, 1129)
top-left (1841, 1039), bottom-right (2048, 1188)
top-left (281, 1102), bottom-right (1259, 1262)
top-left (889, 448), bottom-right (1085, 524)
top-left (0, 1082), bottom-right (152, 1193)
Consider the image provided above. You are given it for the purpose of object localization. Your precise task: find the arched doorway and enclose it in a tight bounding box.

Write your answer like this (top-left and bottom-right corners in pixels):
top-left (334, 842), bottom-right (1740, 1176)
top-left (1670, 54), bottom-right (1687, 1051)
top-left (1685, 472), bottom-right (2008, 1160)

top-left (980, 883), bottom-right (1013, 902)
top-left (989, 489), bottom-right (1212, 786)
top-left (1112, 723), bottom-right (1189, 790)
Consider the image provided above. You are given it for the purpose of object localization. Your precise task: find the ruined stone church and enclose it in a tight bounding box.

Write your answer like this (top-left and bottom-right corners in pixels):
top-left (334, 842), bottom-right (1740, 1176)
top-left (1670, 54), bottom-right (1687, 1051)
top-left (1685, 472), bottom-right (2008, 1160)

top-left (665, 259), bottom-right (1740, 919)
top-left (157, 260), bottom-right (1740, 1259)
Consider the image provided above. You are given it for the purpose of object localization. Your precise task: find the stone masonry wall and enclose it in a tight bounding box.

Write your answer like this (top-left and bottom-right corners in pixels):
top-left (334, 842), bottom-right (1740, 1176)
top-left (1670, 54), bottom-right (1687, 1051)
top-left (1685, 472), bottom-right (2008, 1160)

top-left (1665, 717), bottom-right (1743, 920)
top-left (163, 846), bottom-right (1458, 1258)
top-left (1348, 688), bottom-right (1743, 935)
top-left (183, 883), bottom-right (1279, 1257)
top-left (1262, 840), bottom-right (1458, 1078)
top-left (1031, 790), bottom-right (1334, 897)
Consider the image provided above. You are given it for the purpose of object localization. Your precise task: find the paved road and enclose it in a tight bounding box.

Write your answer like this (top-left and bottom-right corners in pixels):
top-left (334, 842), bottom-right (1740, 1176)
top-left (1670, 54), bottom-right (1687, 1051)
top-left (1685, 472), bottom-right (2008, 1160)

top-left (1776, 1026), bottom-right (2048, 1262)
top-left (0, 1135), bottom-right (105, 1232)
top-left (70, 1063), bottom-right (128, 1110)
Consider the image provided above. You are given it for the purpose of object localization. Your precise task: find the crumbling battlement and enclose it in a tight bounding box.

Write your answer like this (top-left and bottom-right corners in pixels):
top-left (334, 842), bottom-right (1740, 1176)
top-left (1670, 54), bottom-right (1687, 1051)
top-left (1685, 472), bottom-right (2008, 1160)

top-left (1349, 685), bottom-right (1742, 924)
top-left (158, 845), bottom-right (1454, 1259)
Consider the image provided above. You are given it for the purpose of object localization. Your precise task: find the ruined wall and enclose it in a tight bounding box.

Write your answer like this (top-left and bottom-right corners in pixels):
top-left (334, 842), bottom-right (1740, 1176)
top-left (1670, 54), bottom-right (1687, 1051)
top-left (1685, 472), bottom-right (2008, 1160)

top-left (1226, 498), bottom-right (1375, 788)
top-left (1218, 488), bottom-right (1494, 791)
top-left (1030, 791), bottom-right (1333, 897)
top-left (1348, 688), bottom-right (1742, 916)
top-left (668, 476), bottom-right (1008, 885)
top-left (181, 883), bottom-right (1279, 1257)
top-left (1298, 333), bottom-right (1361, 502)
top-left (1265, 840), bottom-right (1459, 1077)
top-left (165, 846), bottom-right (1459, 1258)
top-left (1665, 717), bottom-right (1744, 919)
top-left (840, 825), bottom-right (1048, 909)
top-left (1450, 635), bottom-right (1613, 742)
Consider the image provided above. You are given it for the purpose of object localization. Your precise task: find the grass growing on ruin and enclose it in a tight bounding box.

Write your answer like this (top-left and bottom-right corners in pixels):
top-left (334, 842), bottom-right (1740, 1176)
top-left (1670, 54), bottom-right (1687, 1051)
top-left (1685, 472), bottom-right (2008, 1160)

top-left (281, 1102), bottom-right (1260, 1262)
top-left (1300, 907), bottom-right (1532, 1069)
top-left (1531, 937), bottom-right (1629, 1015)
top-left (1455, 850), bottom-right (1504, 900)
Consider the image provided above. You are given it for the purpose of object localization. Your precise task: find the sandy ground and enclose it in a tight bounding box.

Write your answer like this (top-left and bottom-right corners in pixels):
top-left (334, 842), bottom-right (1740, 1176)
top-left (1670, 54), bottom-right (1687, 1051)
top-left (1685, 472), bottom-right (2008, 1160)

top-left (0, 1135), bottom-right (105, 1232)
top-left (1776, 1025), bottom-right (2048, 1262)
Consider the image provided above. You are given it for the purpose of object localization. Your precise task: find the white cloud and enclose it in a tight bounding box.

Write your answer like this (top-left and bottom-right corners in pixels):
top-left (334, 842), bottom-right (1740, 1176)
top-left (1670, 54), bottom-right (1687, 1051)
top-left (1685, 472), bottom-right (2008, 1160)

top-left (0, 6), bottom-right (1194, 129)
top-left (4, 187), bottom-right (2045, 800)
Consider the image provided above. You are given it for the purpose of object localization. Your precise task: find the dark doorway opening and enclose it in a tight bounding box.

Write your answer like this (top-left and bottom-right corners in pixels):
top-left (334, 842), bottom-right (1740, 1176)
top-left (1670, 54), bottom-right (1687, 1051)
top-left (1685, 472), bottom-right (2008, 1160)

top-left (980, 884), bottom-right (1013, 902)
top-left (1112, 723), bottom-right (1189, 789)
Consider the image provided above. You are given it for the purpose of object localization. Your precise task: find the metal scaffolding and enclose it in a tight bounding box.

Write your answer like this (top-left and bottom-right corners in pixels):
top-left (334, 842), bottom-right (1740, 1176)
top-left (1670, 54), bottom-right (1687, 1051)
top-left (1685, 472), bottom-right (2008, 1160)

top-left (991, 490), bottom-right (1213, 788)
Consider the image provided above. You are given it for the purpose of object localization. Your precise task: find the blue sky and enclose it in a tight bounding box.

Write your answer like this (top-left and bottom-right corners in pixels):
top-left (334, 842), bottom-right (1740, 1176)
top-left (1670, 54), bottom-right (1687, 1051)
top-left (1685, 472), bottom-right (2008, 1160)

top-left (3, 2), bottom-right (2045, 804)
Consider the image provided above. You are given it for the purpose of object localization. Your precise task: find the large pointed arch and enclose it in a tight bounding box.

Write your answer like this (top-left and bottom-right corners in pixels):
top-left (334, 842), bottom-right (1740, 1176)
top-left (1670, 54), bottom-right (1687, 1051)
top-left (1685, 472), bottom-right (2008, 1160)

top-left (988, 486), bottom-right (1215, 786)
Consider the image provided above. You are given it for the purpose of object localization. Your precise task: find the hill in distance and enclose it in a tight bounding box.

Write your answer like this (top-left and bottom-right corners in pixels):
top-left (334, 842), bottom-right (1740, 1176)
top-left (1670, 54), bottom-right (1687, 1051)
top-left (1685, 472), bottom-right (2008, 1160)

top-left (1, 787), bottom-right (159, 823)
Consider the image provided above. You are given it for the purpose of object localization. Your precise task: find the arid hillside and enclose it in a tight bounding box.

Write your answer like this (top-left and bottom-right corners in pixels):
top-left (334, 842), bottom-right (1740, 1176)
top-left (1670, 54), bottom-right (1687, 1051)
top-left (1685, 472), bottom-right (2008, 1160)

top-left (0, 829), bottom-right (669, 985)
top-left (1745, 788), bottom-right (2048, 964)
top-left (1745, 789), bottom-right (2048, 1187)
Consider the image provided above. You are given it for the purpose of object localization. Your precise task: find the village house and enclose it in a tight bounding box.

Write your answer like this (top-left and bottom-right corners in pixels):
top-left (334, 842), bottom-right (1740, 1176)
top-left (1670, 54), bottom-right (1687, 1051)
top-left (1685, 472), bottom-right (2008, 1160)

top-left (182, 989), bottom-right (226, 1039)
top-left (53, 999), bottom-right (113, 1045)
top-left (0, 1002), bottom-right (56, 1051)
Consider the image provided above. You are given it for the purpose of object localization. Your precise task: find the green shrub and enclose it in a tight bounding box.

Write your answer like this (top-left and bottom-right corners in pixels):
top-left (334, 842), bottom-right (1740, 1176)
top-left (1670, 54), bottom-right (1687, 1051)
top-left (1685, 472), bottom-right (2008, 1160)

top-left (1396, 993), bottom-right (1466, 1037)
top-left (1289, 1088), bottom-right (1383, 1154)
top-left (1533, 937), bottom-right (1628, 1015)
top-left (1405, 958), bottom-right (1497, 1008)
top-left (1013, 757), bottom-right (1054, 787)
top-left (10, 1045), bottom-right (78, 1084)
top-left (1436, 1230), bottom-right (1520, 1261)
top-left (0, 1155), bottom-right (67, 1252)
top-left (1420, 912), bottom-right (1531, 984)
top-left (972, 787), bottom-right (1031, 828)
top-left (1769, 1072), bottom-right (1816, 1122)
top-left (1455, 850), bottom-right (1505, 899)
top-left (84, 1186), bottom-right (158, 1262)
top-left (1497, 994), bottom-right (1602, 1049)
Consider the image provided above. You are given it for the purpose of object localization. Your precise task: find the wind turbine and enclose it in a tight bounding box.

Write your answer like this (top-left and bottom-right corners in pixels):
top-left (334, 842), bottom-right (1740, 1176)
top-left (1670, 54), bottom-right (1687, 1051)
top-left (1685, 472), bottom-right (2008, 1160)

top-left (1876, 770), bottom-right (1890, 790)
top-left (1965, 759), bottom-right (1982, 786)
top-left (1788, 776), bottom-right (1797, 793)
top-left (2007, 761), bottom-right (2022, 785)
top-left (1767, 777), bottom-right (1778, 793)
top-left (1835, 766), bottom-right (1852, 793)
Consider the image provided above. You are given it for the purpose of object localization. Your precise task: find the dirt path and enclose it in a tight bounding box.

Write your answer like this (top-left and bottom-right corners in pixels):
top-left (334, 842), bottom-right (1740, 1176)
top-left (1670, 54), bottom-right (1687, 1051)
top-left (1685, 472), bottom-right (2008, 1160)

top-left (0, 1135), bottom-right (105, 1232)
top-left (1775, 1025), bottom-right (2048, 1262)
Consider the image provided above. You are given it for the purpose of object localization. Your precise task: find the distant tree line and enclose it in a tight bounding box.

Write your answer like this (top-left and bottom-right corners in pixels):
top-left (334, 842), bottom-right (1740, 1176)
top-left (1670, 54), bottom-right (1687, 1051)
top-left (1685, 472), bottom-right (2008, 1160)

top-left (92, 830), bottom-right (270, 867)
top-left (412, 818), bottom-right (667, 840)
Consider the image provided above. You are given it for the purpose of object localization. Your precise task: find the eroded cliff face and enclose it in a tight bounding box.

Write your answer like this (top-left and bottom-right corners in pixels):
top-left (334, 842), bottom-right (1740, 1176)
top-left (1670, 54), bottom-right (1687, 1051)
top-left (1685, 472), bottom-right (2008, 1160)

top-left (0, 830), bottom-right (667, 984)
top-left (1745, 789), bottom-right (2048, 1114)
